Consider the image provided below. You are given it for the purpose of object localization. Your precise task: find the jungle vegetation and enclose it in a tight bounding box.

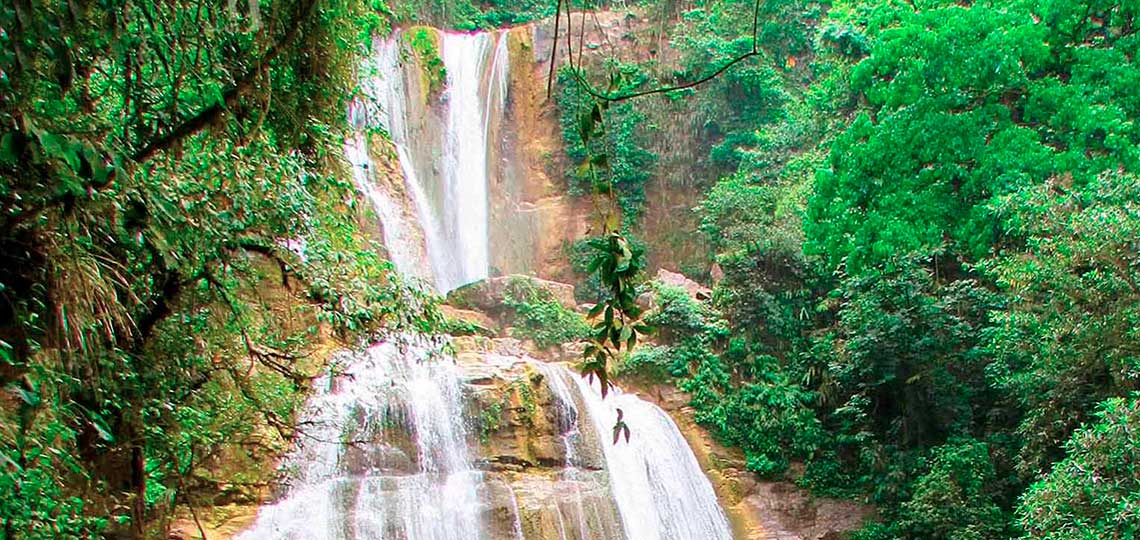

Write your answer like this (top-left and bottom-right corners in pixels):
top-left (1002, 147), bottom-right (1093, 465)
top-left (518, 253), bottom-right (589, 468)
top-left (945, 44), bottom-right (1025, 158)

top-left (1, 0), bottom-right (1138, 539)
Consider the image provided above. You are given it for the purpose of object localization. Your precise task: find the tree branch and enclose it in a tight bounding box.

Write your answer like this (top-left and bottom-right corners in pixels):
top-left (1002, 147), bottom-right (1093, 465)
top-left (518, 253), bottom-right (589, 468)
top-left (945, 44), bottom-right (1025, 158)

top-left (549, 0), bottom-right (762, 103)
top-left (131, 0), bottom-right (319, 162)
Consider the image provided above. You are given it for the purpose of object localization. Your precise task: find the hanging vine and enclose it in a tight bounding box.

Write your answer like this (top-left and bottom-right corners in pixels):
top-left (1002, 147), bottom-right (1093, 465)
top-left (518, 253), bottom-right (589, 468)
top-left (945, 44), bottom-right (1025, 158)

top-left (547, 0), bottom-right (762, 406)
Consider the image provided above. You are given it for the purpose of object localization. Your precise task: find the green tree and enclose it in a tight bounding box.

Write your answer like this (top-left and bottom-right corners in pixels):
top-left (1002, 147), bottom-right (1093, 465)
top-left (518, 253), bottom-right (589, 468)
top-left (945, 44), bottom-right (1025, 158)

top-left (985, 172), bottom-right (1140, 476)
top-left (1018, 396), bottom-right (1140, 540)
top-left (897, 439), bottom-right (1009, 540)
top-left (806, 0), bottom-right (1139, 276)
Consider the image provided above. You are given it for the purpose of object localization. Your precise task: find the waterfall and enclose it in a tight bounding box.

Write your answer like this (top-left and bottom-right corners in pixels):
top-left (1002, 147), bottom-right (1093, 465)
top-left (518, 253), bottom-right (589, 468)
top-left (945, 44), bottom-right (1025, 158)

top-left (352, 30), bottom-right (510, 293)
top-left (241, 345), bottom-right (733, 540)
top-left (346, 38), bottom-right (436, 284)
top-left (540, 362), bottom-right (734, 540)
top-left (573, 375), bottom-right (734, 539)
top-left (344, 133), bottom-right (430, 280)
top-left (238, 339), bottom-right (485, 540)
top-left (257, 24), bottom-right (736, 540)
top-left (439, 32), bottom-right (493, 291)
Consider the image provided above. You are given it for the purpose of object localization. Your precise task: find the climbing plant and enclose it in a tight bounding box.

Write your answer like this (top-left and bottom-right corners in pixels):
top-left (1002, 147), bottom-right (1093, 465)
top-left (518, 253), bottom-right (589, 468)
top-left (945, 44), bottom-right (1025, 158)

top-left (547, 0), bottom-right (765, 403)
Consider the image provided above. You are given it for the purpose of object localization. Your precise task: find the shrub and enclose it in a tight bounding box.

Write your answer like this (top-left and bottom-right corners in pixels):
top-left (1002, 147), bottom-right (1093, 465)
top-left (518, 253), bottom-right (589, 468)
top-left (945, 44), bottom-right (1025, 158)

top-left (502, 278), bottom-right (591, 349)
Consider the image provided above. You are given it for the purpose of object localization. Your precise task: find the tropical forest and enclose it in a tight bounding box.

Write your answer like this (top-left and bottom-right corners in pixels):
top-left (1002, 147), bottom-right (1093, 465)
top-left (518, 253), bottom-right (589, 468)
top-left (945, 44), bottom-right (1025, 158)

top-left (1, 0), bottom-right (1137, 539)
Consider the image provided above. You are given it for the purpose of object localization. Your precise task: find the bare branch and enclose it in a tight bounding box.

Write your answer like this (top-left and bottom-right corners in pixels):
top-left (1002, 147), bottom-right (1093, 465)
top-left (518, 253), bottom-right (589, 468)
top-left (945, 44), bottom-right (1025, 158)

top-left (548, 0), bottom-right (763, 103)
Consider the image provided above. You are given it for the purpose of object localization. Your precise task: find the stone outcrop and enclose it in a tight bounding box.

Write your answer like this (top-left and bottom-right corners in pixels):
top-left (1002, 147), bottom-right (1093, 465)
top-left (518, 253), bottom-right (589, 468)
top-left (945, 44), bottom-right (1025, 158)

top-left (452, 341), bottom-right (628, 538)
top-left (449, 327), bottom-right (874, 540)
top-left (446, 275), bottom-right (578, 314)
top-left (441, 303), bottom-right (501, 335)
top-left (656, 268), bottom-right (712, 300)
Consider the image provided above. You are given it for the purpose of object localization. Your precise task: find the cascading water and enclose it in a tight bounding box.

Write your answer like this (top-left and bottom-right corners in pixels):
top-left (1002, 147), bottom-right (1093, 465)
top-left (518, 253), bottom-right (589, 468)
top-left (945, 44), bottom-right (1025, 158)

top-left (351, 31), bottom-right (509, 293)
top-left (250, 25), bottom-right (736, 540)
top-left (439, 32), bottom-right (493, 290)
top-left (238, 339), bottom-right (485, 539)
top-left (241, 341), bottom-right (733, 540)
top-left (540, 362), bottom-right (734, 540)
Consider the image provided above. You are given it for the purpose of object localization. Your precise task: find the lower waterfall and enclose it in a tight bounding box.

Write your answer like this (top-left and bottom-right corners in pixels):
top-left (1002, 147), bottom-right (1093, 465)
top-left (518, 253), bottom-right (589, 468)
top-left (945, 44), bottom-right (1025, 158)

top-left (238, 339), bottom-right (484, 539)
top-left (239, 341), bottom-right (733, 540)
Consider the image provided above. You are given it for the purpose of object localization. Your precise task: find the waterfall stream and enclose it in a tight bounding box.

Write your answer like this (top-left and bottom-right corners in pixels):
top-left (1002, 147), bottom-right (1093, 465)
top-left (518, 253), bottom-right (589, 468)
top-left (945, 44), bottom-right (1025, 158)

top-left (350, 30), bottom-right (508, 293)
top-left (241, 342), bottom-right (732, 540)
top-left (238, 340), bottom-right (485, 539)
top-left (538, 362), bottom-right (734, 540)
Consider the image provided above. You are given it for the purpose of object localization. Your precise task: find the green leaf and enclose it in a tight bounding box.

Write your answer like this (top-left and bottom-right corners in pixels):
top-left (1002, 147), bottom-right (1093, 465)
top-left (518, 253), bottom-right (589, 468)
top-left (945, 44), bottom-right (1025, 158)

top-left (578, 111), bottom-right (593, 144)
top-left (588, 303), bottom-right (605, 319)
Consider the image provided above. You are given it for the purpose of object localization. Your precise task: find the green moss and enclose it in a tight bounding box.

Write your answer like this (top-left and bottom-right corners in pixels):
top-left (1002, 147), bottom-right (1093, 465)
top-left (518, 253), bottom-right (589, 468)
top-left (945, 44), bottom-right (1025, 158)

top-left (407, 27), bottom-right (446, 95)
top-left (477, 400), bottom-right (505, 444)
top-left (513, 377), bottom-right (538, 427)
top-left (439, 315), bottom-right (494, 337)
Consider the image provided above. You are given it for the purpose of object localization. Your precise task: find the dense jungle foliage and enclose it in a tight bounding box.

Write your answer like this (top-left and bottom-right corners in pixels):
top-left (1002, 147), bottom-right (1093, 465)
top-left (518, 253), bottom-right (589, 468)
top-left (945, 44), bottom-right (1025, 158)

top-left (0, 1), bottom-right (441, 538)
top-left (2, 0), bottom-right (1138, 539)
top-left (581, 1), bottom-right (1139, 539)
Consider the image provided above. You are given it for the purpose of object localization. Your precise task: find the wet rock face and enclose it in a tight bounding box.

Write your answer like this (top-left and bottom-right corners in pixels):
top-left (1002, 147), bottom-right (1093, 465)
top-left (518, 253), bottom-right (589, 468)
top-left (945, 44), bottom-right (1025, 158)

top-left (745, 483), bottom-right (874, 540)
top-left (460, 355), bottom-right (602, 472)
top-left (512, 472), bottom-right (625, 540)
top-left (452, 354), bottom-right (628, 538)
top-left (340, 445), bottom-right (415, 476)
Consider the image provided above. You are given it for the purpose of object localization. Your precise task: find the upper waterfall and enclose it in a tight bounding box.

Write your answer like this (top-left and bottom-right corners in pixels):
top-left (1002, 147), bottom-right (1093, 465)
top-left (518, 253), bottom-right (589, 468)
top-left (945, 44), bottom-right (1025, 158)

top-left (349, 30), bottom-right (512, 293)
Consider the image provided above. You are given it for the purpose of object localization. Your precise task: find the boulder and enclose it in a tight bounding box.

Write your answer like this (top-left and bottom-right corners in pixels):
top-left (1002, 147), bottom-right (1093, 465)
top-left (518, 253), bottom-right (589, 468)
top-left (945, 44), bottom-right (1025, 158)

top-left (553, 340), bottom-right (590, 364)
top-left (635, 290), bottom-right (655, 311)
top-left (709, 261), bottom-right (725, 283)
top-left (745, 481), bottom-right (875, 540)
top-left (440, 304), bottom-right (499, 335)
top-left (447, 275), bottom-right (577, 314)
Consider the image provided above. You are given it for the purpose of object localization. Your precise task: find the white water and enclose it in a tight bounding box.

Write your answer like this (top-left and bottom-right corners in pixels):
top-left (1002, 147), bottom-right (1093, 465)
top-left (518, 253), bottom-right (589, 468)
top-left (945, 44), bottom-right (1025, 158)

top-left (439, 32), bottom-right (493, 291)
top-left (238, 340), bottom-right (485, 540)
top-left (353, 31), bottom-right (509, 293)
top-left (241, 345), bottom-right (731, 540)
top-left (344, 134), bottom-right (429, 280)
top-left (255, 26), bottom-right (734, 540)
top-left (530, 361), bottom-right (613, 540)
top-left (346, 38), bottom-right (436, 284)
top-left (548, 363), bottom-right (734, 540)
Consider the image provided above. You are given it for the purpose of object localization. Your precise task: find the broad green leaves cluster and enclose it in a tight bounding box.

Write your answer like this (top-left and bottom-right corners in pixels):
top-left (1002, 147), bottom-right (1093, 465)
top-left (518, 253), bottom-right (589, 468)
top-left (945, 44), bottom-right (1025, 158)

top-left (579, 233), bottom-right (653, 397)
